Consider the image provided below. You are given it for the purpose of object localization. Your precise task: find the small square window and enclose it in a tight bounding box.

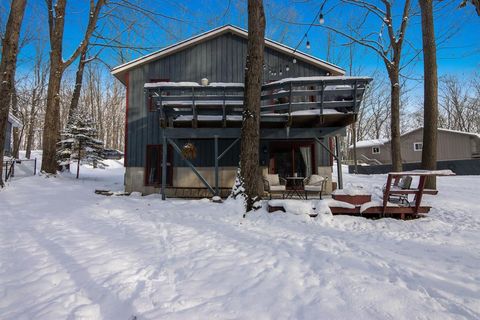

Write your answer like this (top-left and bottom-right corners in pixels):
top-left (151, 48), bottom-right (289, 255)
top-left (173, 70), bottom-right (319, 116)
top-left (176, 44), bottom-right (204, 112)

top-left (414, 142), bottom-right (423, 151)
top-left (372, 146), bottom-right (380, 154)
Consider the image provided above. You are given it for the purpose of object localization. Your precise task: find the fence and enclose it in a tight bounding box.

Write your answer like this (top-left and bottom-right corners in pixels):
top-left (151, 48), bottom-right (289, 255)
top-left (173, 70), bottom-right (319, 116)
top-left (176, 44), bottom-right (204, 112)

top-left (3, 158), bottom-right (37, 181)
top-left (348, 158), bottom-right (480, 176)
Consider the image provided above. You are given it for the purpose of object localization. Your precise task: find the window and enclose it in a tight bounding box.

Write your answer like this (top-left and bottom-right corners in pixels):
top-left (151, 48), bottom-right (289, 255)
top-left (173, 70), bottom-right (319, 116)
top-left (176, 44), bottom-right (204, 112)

top-left (413, 142), bottom-right (423, 152)
top-left (372, 146), bottom-right (380, 154)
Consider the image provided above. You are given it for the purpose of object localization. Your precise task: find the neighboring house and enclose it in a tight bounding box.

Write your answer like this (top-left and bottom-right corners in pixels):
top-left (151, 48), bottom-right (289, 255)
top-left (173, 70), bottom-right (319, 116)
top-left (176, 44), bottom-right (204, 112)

top-left (4, 113), bottom-right (22, 156)
top-left (111, 25), bottom-right (371, 197)
top-left (352, 127), bottom-right (480, 164)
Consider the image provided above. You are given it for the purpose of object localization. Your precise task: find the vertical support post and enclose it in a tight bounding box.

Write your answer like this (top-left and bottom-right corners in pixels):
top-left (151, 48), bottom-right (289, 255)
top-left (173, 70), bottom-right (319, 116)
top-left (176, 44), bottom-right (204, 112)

top-left (214, 135), bottom-right (219, 196)
top-left (192, 87), bottom-right (197, 128)
top-left (335, 136), bottom-right (343, 189)
top-left (222, 88), bottom-right (226, 127)
top-left (162, 134), bottom-right (167, 200)
top-left (34, 158), bottom-right (37, 175)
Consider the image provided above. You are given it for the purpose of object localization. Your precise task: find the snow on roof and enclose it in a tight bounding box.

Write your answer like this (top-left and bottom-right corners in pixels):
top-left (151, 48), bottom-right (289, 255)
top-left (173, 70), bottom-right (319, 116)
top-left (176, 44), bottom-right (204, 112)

top-left (144, 81), bottom-right (245, 88)
top-left (268, 76), bottom-right (372, 85)
top-left (112, 25), bottom-right (346, 82)
top-left (350, 139), bottom-right (388, 149)
top-left (438, 128), bottom-right (480, 139)
top-left (351, 127), bottom-right (480, 149)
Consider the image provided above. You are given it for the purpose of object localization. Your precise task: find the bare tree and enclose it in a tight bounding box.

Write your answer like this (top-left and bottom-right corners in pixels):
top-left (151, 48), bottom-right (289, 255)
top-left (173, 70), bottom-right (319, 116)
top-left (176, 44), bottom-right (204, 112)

top-left (460, 0), bottom-right (480, 15)
top-left (41, 0), bottom-right (105, 174)
top-left (0, 0), bottom-right (27, 187)
top-left (240, 0), bottom-right (266, 212)
top-left (320, 0), bottom-right (412, 171)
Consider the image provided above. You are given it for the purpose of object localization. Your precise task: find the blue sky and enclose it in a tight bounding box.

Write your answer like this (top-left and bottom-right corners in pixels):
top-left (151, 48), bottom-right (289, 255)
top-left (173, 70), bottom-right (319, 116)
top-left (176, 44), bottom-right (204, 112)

top-left (8, 0), bottom-right (480, 100)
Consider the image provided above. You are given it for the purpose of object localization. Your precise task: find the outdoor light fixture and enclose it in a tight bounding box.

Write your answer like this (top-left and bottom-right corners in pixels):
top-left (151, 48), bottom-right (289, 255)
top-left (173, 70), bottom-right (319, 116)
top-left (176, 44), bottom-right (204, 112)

top-left (319, 13), bottom-right (324, 25)
top-left (286, 65), bottom-right (290, 72)
top-left (306, 40), bottom-right (311, 49)
top-left (279, 69), bottom-right (283, 76)
top-left (293, 58), bottom-right (297, 64)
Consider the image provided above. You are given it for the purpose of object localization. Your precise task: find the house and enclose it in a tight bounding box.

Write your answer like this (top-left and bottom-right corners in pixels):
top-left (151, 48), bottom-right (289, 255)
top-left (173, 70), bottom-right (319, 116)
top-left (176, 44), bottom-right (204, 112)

top-left (111, 25), bottom-right (372, 198)
top-left (352, 127), bottom-right (480, 164)
top-left (3, 113), bottom-right (22, 156)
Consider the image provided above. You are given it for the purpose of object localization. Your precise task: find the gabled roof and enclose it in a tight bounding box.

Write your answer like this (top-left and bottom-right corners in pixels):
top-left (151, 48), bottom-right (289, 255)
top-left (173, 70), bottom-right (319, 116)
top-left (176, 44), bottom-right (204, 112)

top-left (111, 25), bottom-right (345, 83)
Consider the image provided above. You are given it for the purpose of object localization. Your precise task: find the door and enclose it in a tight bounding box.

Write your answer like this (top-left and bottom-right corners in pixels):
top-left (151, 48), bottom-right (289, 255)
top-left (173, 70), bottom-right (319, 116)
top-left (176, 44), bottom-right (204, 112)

top-left (269, 141), bottom-right (315, 178)
top-left (145, 144), bottom-right (173, 186)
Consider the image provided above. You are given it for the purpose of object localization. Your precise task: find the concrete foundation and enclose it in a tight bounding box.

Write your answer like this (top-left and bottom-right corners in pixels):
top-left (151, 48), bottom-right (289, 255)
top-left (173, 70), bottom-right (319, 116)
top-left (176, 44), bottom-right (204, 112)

top-left (125, 166), bottom-right (334, 198)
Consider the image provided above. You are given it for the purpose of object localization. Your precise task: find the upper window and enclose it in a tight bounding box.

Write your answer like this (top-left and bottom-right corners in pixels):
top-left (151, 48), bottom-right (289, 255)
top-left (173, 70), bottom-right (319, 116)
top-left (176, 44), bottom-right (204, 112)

top-left (372, 146), bottom-right (380, 154)
top-left (413, 142), bottom-right (423, 151)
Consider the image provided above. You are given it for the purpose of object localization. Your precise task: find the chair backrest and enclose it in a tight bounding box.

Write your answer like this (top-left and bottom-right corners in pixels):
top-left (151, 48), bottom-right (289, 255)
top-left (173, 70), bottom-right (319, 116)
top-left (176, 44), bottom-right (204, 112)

top-left (265, 174), bottom-right (280, 187)
top-left (307, 174), bottom-right (324, 185)
top-left (399, 175), bottom-right (412, 189)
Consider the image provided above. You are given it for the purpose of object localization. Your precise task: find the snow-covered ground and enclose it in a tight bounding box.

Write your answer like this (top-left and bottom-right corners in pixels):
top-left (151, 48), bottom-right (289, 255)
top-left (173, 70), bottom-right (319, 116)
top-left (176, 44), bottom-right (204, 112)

top-left (1, 155), bottom-right (479, 319)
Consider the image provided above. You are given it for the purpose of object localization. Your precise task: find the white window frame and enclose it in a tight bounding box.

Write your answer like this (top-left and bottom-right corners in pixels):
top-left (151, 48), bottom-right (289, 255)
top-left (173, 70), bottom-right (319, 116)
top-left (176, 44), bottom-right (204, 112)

top-left (372, 146), bottom-right (380, 154)
top-left (413, 142), bottom-right (423, 152)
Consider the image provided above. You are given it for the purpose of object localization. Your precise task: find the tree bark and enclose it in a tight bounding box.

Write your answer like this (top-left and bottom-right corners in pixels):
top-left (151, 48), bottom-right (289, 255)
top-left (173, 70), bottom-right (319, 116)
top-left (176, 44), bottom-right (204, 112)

top-left (41, 0), bottom-right (105, 174)
top-left (240, 0), bottom-right (266, 212)
top-left (67, 46), bottom-right (88, 124)
top-left (11, 86), bottom-right (21, 158)
top-left (388, 70), bottom-right (403, 171)
top-left (419, 0), bottom-right (438, 189)
top-left (0, 0), bottom-right (27, 187)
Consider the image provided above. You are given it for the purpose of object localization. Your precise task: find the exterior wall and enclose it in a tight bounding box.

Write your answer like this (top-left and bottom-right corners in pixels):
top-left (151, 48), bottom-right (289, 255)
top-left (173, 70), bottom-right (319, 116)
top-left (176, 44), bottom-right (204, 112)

top-left (126, 161), bottom-right (334, 197)
top-left (4, 120), bottom-right (12, 154)
top-left (354, 129), bottom-right (479, 164)
top-left (126, 32), bottom-right (329, 168)
top-left (355, 144), bottom-right (391, 164)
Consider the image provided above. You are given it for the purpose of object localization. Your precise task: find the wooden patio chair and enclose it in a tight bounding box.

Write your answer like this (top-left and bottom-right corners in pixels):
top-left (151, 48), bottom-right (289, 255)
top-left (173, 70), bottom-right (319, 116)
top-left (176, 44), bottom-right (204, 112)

top-left (383, 175), bottom-right (413, 205)
top-left (263, 174), bottom-right (287, 199)
top-left (303, 175), bottom-right (328, 199)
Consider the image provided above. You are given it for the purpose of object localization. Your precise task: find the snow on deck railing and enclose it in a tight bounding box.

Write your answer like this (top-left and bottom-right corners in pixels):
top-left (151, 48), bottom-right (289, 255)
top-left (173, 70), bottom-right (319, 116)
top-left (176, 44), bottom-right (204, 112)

top-left (144, 76), bottom-right (372, 126)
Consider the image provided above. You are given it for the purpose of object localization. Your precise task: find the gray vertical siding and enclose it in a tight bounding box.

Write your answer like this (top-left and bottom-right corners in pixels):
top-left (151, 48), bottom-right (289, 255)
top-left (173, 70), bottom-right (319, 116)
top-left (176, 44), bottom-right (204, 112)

top-left (127, 32), bottom-right (330, 167)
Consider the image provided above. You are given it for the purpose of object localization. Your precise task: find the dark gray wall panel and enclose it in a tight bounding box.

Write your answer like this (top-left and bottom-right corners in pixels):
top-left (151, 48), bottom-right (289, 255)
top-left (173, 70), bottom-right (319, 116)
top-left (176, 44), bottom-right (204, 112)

top-left (127, 32), bottom-right (330, 167)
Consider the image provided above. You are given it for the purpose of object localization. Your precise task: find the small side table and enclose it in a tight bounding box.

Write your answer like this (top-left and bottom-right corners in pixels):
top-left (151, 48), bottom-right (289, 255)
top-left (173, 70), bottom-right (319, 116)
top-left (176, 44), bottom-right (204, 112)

top-left (285, 177), bottom-right (305, 199)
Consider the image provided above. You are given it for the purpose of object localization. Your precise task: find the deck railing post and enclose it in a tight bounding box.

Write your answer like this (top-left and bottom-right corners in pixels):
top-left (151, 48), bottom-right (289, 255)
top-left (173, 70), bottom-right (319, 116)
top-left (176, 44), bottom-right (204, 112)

top-left (34, 158), bottom-right (37, 175)
top-left (335, 136), bottom-right (343, 189)
top-left (214, 135), bottom-right (219, 196)
top-left (162, 134), bottom-right (167, 200)
top-left (192, 87), bottom-right (197, 128)
top-left (222, 88), bottom-right (226, 127)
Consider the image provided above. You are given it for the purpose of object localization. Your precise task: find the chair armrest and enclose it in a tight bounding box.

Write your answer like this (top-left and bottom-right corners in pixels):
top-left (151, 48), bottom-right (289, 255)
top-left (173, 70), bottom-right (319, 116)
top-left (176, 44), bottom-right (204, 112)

top-left (262, 178), bottom-right (270, 191)
top-left (279, 177), bottom-right (287, 185)
top-left (303, 177), bottom-right (310, 185)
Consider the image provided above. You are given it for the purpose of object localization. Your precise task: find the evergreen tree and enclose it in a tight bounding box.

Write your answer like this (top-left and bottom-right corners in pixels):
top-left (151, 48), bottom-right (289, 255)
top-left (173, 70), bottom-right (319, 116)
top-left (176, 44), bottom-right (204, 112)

top-left (57, 109), bottom-right (107, 178)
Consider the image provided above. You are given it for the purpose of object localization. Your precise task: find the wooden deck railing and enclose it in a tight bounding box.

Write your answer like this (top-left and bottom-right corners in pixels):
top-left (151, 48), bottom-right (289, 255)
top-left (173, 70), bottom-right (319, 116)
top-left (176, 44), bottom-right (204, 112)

top-left (144, 77), bottom-right (372, 127)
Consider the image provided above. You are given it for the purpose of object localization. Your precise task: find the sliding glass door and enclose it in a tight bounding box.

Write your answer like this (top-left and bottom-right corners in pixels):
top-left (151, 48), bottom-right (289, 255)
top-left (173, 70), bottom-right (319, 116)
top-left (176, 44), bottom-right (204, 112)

top-left (269, 141), bottom-right (315, 178)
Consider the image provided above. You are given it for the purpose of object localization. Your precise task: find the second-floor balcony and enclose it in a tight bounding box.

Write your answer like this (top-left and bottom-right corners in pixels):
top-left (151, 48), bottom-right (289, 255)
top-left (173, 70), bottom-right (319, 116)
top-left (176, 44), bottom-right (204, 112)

top-left (144, 76), bottom-right (372, 129)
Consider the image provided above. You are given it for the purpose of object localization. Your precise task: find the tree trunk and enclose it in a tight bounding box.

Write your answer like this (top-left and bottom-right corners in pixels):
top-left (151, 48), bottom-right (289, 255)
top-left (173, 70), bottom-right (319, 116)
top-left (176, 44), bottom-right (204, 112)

top-left (240, 0), bottom-right (266, 212)
top-left (0, 0), bottom-right (27, 187)
top-left (11, 86), bottom-right (21, 158)
top-left (42, 62), bottom-right (63, 173)
top-left (41, 0), bottom-right (104, 174)
top-left (67, 46), bottom-right (88, 124)
top-left (389, 71), bottom-right (403, 172)
top-left (25, 88), bottom-right (37, 159)
top-left (420, 0), bottom-right (438, 189)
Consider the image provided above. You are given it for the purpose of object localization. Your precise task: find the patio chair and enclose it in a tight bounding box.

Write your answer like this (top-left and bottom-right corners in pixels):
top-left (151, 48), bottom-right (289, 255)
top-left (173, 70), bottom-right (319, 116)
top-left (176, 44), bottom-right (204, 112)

top-left (263, 174), bottom-right (287, 199)
top-left (384, 175), bottom-right (413, 204)
top-left (303, 175), bottom-right (328, 199)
